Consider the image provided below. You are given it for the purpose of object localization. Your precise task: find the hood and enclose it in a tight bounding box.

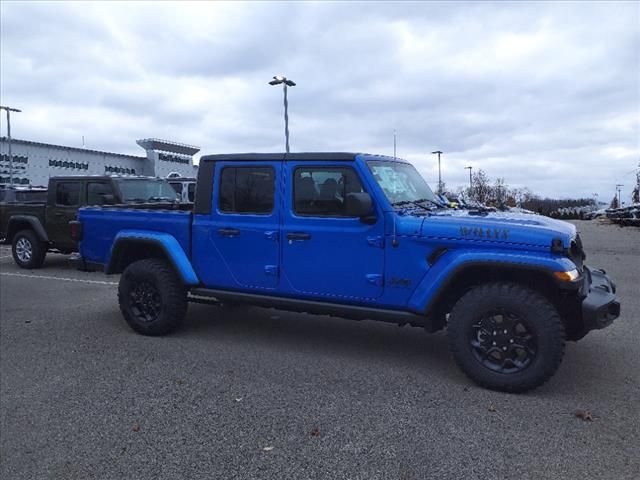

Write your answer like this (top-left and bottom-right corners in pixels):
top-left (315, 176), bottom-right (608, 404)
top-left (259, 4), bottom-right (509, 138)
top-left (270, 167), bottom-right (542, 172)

top-left (414, 210), bottom-right (576, 249)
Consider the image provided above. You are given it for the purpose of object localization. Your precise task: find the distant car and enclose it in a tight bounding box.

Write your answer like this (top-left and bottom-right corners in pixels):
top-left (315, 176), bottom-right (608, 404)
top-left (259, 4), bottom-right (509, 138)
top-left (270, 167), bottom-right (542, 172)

top-left (585, 209), bottom-right (606, 220)
top-left (606, 204), bottom-right (640, 225)
top-left (0, 175), bottom-right (181, 268)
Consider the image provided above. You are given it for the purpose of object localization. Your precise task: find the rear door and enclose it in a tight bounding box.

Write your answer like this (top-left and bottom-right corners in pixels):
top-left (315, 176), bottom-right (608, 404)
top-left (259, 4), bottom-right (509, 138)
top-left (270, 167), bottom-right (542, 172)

top-left (46, 181), bottom-right (82, 250)
top-left (192, 161), bottom-right (281, 290)
top-left (281, 162), bottom-right (385, 301)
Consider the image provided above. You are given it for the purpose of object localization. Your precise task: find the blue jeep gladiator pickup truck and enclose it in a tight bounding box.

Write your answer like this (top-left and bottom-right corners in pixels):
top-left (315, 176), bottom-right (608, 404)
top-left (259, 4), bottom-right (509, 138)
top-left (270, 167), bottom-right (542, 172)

top-left (76, 153), bottom-right (620, 392)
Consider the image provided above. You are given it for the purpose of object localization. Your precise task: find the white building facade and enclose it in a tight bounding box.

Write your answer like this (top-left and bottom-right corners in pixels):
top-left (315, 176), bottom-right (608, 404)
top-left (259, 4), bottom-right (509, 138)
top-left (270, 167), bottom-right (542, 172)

top-left (0, 137), bottom-right (199, 187)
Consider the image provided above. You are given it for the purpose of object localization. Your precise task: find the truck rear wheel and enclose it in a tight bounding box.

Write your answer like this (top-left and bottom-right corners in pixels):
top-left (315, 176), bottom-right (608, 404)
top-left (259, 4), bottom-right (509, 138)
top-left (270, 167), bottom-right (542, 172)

top-left (12, 229), bottom-right (47, 269)
top-left (118, 259), bottom-right (187, 336)
top-left (447, 282), bottom-right (565, 393)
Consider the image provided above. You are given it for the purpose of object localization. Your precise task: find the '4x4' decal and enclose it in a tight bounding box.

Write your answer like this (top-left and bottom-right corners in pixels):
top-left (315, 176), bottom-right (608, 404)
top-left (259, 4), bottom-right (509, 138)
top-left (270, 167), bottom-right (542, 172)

top-left (460, 226), bottom-right (510, 240)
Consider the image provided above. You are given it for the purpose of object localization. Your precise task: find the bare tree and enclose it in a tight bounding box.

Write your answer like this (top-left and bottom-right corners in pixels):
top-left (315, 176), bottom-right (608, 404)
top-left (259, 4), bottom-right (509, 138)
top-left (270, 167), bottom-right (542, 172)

top-left (492, 177), bottom-right (508, 208)
top-left (470, 169), bottom-right (491, 204)
top-left (609, 195), bottom-right (619, 209)
top-left (509, 187), bottom-right (534, 207)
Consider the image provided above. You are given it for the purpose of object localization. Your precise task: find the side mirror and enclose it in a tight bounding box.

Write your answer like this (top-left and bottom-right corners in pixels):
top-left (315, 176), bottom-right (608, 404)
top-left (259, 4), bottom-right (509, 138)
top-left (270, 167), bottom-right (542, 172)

top-left (345, 192), bottom-right (376, 223)
top-left (101, 194), bottom-right (116, 205)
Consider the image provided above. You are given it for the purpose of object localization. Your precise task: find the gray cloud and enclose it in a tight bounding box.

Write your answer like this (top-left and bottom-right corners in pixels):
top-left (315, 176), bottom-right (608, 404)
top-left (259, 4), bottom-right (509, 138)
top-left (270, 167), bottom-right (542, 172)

top-left (1, 1), bottom-right (638, 199)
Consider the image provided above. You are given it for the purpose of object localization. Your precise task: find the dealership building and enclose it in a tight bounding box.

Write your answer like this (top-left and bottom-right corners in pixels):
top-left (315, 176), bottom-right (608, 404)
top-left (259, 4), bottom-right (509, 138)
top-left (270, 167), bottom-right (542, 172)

top-left (0, 137), bottom-right (199, 187)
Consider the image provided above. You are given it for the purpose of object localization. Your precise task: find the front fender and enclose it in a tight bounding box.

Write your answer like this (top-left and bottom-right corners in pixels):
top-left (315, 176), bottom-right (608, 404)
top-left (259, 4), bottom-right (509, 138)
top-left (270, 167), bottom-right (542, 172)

top-left (408, 248), bottom-right (576, 313)
top-left (109, 230), bottom-right (199, 285)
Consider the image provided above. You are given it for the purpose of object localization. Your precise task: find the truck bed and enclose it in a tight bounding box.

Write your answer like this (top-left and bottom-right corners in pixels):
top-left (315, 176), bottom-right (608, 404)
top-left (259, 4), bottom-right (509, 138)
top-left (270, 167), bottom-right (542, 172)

top-left (0, 202), bottom-right (46, 241)
top-left (78, 207), bottom-right (193, 266)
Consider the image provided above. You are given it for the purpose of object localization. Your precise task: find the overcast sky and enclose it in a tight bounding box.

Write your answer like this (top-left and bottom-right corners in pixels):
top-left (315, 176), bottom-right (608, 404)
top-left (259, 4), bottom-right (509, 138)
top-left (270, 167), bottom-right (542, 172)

top-left (1, 1), bottom-right (638, 199)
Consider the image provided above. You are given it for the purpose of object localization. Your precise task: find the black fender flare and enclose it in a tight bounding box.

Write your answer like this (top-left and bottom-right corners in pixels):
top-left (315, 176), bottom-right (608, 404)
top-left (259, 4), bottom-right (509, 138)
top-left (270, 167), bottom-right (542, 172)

top-left (416, 260), bottom-right (580, 316)
top-left (8, 215), bottom-right (49, 243)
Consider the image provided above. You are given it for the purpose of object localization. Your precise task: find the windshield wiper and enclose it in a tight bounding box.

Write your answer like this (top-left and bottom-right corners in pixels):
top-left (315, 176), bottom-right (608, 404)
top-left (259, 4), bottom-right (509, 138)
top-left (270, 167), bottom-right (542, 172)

top-left (392, 198), bottom-right (443, 211)
top-left (416, 197), bottom-right (447, 208)
top-left (126, 196), bottom-right (177, 203)
top-left (148, 196), bottom-right (178, 203)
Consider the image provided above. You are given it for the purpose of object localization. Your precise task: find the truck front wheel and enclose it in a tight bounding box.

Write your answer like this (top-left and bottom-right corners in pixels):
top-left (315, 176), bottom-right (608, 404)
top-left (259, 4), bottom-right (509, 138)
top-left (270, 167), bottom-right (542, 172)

top-left (12, 229), bottom-right (47, 269)
top-left (447, 282), bottom-right (565, 393)
top-left (118, 259), bottom-right (187, 336)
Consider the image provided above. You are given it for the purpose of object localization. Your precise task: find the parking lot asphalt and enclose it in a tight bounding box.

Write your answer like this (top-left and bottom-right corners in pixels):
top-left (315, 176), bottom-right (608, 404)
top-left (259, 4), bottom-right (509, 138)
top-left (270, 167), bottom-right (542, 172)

top-left (1, 220), bottom-right (638, 480)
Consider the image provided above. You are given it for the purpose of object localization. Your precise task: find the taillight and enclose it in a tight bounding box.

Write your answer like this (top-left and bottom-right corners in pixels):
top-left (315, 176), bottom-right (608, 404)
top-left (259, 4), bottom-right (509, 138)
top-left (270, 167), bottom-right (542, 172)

top-left (70, 220), bottom-right (83, 242)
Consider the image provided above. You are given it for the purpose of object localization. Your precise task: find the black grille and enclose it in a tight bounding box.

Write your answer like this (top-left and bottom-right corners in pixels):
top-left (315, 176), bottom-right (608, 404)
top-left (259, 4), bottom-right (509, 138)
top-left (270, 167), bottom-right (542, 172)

top-left (569, 234), bottom-right (585, 271)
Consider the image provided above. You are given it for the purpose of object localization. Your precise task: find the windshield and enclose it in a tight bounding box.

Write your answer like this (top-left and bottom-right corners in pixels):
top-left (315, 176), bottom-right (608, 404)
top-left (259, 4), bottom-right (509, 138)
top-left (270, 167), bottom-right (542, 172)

top-left (115, 179), bottom-right (179, 203)
top-left (367, 161), bottom-right (440, 207)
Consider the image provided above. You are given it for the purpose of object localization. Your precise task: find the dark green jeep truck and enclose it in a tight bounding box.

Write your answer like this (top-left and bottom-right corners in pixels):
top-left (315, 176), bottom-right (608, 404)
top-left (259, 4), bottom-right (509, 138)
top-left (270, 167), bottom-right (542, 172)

top-left (0, 175), bottom-right (180, 268)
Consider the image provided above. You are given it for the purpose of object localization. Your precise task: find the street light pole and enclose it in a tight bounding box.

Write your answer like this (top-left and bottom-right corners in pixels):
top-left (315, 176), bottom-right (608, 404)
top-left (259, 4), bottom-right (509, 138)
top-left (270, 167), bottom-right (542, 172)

top-left (616, 184), bottom-right (623, 207)
top-left (465, 166), bottom-right (473, 195)
top-left (431, 150), bottom-right (443, 194)
top-left (283, 82), bottom-right (290, 153)
top-left (269, 75), bottom-right (296, 153)
top-left (1, 105), bottom-right (22, 186)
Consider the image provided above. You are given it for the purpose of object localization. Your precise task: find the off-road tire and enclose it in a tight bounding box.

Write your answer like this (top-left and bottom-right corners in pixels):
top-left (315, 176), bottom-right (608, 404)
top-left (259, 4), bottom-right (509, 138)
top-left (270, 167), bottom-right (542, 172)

top-left (12, 229), bottom-right (47, 269)
top-left (118, 259), bottom-right (187, 336)
top-left (447, 281), bottom-right (565, 393)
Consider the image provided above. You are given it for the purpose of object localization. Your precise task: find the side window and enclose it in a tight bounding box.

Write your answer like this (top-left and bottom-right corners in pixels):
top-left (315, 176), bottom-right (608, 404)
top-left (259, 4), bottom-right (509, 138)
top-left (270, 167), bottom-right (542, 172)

top-left (55, 182), bottom-right (81, 206)
top-left (219, 166), bottom-right (275, 214)
top-left (169, 182), bottom-right (183, 195)
top-left (87, 182), bottom-right (113, 205)
top-left (293, 167), bottom-right (364, 217)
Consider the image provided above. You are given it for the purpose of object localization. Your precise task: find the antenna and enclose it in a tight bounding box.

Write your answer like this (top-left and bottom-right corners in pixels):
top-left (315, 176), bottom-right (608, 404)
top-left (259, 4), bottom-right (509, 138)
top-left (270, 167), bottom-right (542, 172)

top-left (393, 130), bottom-right (397, 160)
top-left (82, 135), bottom-right (85, 148)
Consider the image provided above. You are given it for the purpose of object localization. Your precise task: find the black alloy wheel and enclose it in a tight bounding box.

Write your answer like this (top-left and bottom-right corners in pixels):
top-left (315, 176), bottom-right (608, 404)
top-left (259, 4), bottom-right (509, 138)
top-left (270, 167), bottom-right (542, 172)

top-left (470, 310), bottom-right (537, 374)
top-left (128, 280), bottom-right (162, 323)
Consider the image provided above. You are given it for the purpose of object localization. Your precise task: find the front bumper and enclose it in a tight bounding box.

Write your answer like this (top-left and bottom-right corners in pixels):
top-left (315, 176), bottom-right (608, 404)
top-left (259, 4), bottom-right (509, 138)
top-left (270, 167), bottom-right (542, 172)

top-left (580, 267), bottom-right (620, 333)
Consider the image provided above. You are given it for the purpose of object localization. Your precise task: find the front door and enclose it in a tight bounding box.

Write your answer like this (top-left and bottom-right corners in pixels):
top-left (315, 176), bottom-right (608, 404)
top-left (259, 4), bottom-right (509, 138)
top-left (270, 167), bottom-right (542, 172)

top-left (281, 162), bottom-right (385, 301)
top-left (193, 162), bottom-right (281, 290)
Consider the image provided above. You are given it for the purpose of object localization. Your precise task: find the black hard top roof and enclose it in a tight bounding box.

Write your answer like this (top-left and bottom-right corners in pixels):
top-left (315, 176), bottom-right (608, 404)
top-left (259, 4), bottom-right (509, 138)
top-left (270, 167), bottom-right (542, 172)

top-left (199, 152), bottom-right (359, 163)
top-left (49, 175), bottom-right (113, 181)
top-left (49, 175), bottom-right (158, 181)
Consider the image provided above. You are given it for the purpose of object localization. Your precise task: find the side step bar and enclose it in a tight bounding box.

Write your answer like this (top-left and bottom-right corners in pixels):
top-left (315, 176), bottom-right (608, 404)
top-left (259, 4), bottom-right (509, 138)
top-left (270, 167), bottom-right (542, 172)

top-left (189, 288), bottom-right (431, 329)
